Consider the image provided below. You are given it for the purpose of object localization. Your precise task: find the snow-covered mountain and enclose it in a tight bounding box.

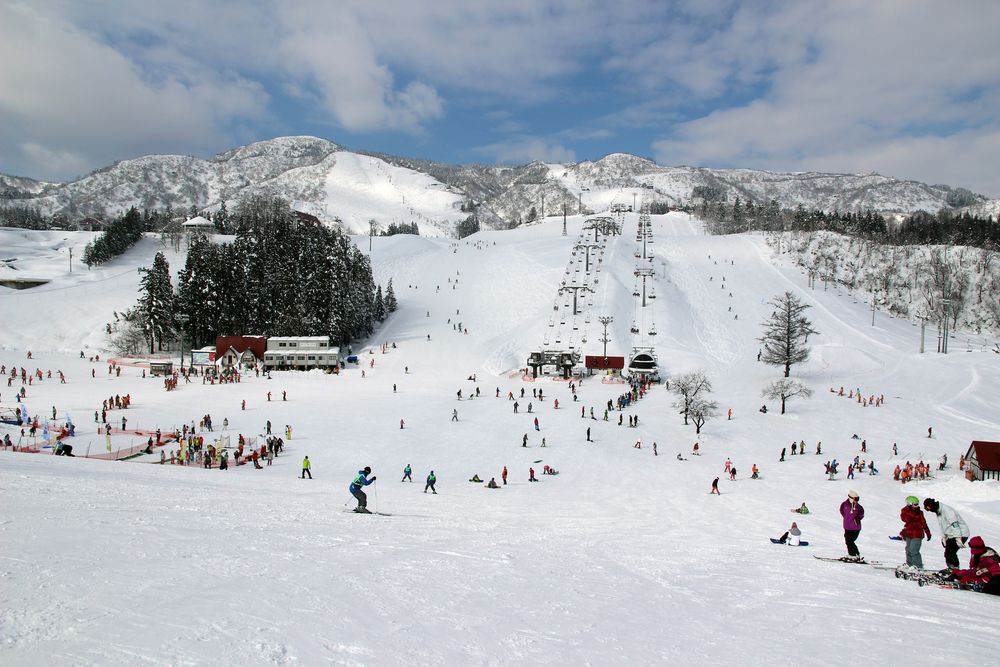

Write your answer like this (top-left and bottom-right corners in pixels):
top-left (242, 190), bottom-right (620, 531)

top-left (1, 137), bottom-right (990, 234)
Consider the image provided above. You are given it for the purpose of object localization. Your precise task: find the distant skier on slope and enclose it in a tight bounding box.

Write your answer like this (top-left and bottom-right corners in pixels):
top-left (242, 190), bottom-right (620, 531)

top-left (350, 466), bottom-right (376, 512)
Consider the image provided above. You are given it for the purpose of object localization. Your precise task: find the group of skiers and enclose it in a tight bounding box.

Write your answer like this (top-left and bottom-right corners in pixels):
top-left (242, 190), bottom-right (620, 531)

top-left (834, 491), bottom-right (998, 594)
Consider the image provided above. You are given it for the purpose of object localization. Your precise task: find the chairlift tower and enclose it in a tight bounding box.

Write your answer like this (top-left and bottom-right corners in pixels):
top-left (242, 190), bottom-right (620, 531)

top-left (559, 284), bottom-right (595, 316)
top-left (574, 242), bottom-right (600, 272)
top-left (633, 267), bottom-right (655, 308)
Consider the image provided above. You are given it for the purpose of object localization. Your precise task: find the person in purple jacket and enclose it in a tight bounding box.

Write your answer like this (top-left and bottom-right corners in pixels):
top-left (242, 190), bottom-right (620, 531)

top-left (840, 490), bottom-right (865, 561)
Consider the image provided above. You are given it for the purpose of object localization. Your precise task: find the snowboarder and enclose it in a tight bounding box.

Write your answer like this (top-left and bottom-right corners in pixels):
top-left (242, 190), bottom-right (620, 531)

top-left (793, 502), bottom-right (810, 514)
top-left (502, 466), bottom-right (508, 485)
top-left (301, 455), bottom-right (312, 479)
top-left (777, 522), bottom-right (802, 546)
top-left (402, 464), bottom-right (412, 482)
top-left (452, 409), bottom-right (459, 422)
top-left (522, 433), bottom-right (528, 447)
top-left (711, 477), bottom-right (720, 494)
top-left (840, 490), bottom-right (865, 561)
top-left (780, 448), bottom-right (786, 462)
top-left (350, 466), bottom-right (376, 511)
top-left (586, 427), bottom-right (592, 442)
top-left (923, 498), bottom-right (970, 568)
top-left (900, 495), bottom-right (932, 569)
top-left (529, 467), bottom-right (538, 482)
top-left (424, 470), bottom-right (437, 494)
top-left (487, 477), bottom-right (500, 489)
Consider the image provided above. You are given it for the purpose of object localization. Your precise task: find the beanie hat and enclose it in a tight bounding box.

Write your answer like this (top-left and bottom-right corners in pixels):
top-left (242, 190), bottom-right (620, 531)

top-left (847, 490), bottom-right (859, 499)
top-left (363, 466), bottom-right (371, 474)
top-left (969, 536), bottom-right (986, 551)
top-left (905, 495), bottom-right (919, 506)
top-left (791, 522), bottom-right (798, 529)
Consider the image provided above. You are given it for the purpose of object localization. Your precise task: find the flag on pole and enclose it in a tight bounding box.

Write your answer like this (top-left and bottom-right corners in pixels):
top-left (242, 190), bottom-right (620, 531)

top-left (19, 403), bottom-right (28, 425)
top-left (43, 421), bottom-right (50, 443)
top-left (105, 431), bottom-right (112, 452)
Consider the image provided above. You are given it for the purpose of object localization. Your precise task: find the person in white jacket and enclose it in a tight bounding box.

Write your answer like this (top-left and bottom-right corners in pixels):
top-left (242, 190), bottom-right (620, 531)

top-left (923, 497), bottom-right (969, 568)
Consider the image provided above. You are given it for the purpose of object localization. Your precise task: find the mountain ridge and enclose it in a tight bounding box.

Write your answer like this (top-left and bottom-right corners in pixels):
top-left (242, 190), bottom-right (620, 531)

top-left (1, 136), bottom-right (993, 235)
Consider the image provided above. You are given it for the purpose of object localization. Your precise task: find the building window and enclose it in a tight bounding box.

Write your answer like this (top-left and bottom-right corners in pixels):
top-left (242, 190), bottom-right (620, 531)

top-left (308, 355), bottom-right (315, 360)
top-left (278, 342), bottom-right (286, 347)
top-left (289, 342), bottom-right (297, 347)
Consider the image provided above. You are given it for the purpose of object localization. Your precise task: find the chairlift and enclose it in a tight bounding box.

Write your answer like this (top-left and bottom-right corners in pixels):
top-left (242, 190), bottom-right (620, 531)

top-left (649, 290), bottom-right (657, 300)
top-left (581, 336), bottom-right (588, 343)
top-left (632, 288), bottom-right (640, 297)
top-left (630, 321), bottom-right (640, 334)
top-left (648, 327), bottom-right (657, 336)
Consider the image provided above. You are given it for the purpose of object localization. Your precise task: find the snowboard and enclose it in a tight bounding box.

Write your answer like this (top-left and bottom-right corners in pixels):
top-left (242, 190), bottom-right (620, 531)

top-left (770, 538), bottom-right (809, 546)
top-left (888, 535), bottom-right (903, 541)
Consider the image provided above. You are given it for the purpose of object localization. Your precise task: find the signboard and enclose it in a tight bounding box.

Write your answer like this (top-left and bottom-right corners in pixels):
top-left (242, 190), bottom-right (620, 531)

top-left (191, 350), bottom-right (215, 365)
top-left (585, 355), bottom-right (625, 370)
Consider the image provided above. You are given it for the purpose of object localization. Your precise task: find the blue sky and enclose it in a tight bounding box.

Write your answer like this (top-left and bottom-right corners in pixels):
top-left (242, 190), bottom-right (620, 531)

top-left (1, 0), bottom-right (998, 196)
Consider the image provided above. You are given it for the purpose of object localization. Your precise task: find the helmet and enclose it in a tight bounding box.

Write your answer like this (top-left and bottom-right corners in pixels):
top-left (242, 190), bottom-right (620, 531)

top-left (905, 495), bottom-right (919, 506)
top-left (363, 466), bottom-right (371, 474)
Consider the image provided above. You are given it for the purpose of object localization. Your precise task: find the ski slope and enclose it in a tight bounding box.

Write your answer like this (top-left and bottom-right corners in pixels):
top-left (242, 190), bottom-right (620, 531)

top-left (2, 213), bottom-right (999, 666)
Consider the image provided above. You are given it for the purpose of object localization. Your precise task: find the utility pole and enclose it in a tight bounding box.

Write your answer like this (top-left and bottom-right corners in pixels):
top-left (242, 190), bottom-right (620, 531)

top-left (598, 316), bottom-right (613, 357)
top-left (176, 313), bottom-right (189, 371)
top-left (941, 299), bottom-right (951, 354)
top-left (563, 204), bottom-right (567, 236)
top-left (540, 192), bottom-right (545, 222)
top-left (871, 289), bottom-right (876, 326)
top-left (68, 247), bottom-right (73, 274)
top-left (632, 192), bottom-right (637, 213)
top-left (578, 192), bottom-right (582, 215)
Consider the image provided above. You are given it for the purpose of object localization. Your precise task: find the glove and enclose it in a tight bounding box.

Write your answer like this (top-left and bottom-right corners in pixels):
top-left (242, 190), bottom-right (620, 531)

top-left (370, 476), bottom-right (377, 482)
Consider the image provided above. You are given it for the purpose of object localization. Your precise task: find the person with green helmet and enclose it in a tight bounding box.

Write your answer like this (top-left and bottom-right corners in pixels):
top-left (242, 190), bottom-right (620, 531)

top-left (424, 470), bottom-right (437, 494)
top-left (899, 495), bottom-right (931, 569)
top-left (401, 464), bottom-right (412, 482)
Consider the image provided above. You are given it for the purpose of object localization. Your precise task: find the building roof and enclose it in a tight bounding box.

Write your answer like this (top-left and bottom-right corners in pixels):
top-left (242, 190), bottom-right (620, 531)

top-left (183, 215), bottom-right (214, 228)
top-left (967, 441), bottom-right (1000, 470)
top-left (267, 336), bottom-right (330, 343)
top-left (294, 210), bottom-right (322, 225)
top-left (214, 335), bottom-right (267, 359)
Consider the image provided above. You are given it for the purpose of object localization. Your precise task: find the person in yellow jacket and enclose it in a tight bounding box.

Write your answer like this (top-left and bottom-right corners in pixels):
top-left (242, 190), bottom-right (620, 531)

top-left (301, 455), bottom-right (312, 479)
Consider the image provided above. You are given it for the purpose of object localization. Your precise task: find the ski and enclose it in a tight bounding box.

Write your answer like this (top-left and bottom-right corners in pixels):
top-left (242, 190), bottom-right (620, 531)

top-left (770, 538), bottom-right (809, 546)
top-left (814, 555), bottom-right (867, 564)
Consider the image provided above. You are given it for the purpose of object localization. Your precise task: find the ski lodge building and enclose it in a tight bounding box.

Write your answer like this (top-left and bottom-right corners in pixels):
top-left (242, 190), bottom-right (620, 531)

top-left (964, 441), bottom-right (1000, 481)
top-left (263, 336), bottom-right (340, 371)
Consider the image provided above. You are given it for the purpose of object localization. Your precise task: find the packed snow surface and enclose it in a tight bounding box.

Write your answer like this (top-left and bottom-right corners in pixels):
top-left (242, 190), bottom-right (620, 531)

top-left (2, 212), bottom-right (999, 665)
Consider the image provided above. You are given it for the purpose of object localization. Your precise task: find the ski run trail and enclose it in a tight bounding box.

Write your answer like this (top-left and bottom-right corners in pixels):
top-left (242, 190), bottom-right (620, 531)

top-left (1, 211), bottom-right (999, 666)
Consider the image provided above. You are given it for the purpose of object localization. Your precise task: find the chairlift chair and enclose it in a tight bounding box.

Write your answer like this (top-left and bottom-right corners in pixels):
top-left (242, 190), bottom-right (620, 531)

top-left (630, 321), bottom-right (640, 334)
top-left (648, 327), bottom-right (657, 336)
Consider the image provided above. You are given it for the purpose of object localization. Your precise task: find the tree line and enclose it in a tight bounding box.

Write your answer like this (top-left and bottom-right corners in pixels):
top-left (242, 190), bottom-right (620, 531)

top-left (700, 196), bottom-right (1000, 250)
top-left (119, 195), bottom-right (396, 354)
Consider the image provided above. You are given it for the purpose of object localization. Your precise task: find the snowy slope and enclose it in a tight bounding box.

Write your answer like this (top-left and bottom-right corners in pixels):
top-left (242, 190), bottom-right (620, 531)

top-left (2, 214), bottom-right (1000, 665)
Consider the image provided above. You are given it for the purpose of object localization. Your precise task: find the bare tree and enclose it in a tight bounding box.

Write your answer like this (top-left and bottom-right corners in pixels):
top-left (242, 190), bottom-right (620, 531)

top-left (670, 371), bottom-right (713, 425)
top-left (689, 396), bottom-right (719, 434)
top-left (759, 292), bottom-right (818, 377)
top-left (762, 378), bottom-right (813, 414)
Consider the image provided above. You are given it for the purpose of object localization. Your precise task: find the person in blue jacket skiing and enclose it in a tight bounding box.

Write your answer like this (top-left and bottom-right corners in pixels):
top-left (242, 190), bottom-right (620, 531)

top-left (350, 466), bottom-right (376, 513)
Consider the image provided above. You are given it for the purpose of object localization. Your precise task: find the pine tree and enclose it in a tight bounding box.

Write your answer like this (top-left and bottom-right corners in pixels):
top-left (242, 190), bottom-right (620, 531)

top-left (385, 279), bottom-right (398, 313)
top-left (759, 292), bottom-right (818, 377)
top-left (214, 201), bottom-right (229, 234)
top-left (137, 252), bottom-right (175, 353)
top-left (373, 284), bottom-right (386, 322)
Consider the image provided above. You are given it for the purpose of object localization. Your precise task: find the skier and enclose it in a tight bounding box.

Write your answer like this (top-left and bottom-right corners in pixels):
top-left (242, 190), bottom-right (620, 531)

top-left (950, 536), bottom-right (1000, 595)
top-left (529, 467), bottom-right (538, 482)
top-left (751, 464), bottom-right (759, 479)
top-left (350, 466), bottom-right (377, 512)
top-left (900, 495), bottom-right (931, 570)
top-left (501, 466), bottom-right (508, 485)
top-left (711, 477), bottom-right (720, 494)
top-left (533, 417), bottom-right (539, 431)
top-left (923, 498), bottom-right (970, 568)
top-left (301, 455), bottom-right (312, 479)
top-left (452, 409), bottom-right (458, 422)
top-left (780, 447), bottom-right (785, 462)
top-left (840, 490), bottom-right (865, 561)
top-left (424, 470), bottom-right (437, 494)
top-left (586, 426), bottom-right (592, 442)
top-left (522, 433), bottom-right (528, 447)
top-left (402, 464), bottom-right (413, 482)
top-left (793, 502), bottom-right (810, 514)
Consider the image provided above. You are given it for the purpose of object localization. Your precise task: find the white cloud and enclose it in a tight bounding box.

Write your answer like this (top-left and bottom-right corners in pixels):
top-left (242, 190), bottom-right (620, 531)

top-left (648, 1), bottom-right (1000, 196)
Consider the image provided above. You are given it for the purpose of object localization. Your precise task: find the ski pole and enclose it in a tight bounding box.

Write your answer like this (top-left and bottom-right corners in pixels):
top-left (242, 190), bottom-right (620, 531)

top-left (372, 482), bottom-right (378, 514)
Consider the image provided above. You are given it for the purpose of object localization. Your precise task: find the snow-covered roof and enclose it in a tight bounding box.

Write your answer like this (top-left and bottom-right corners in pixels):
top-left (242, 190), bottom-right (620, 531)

top-left (182, 216), bottom-right (213, 227)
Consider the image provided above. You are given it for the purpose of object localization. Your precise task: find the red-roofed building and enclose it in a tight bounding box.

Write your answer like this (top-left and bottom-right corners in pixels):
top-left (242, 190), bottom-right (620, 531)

top-left (215, 336), bottom-right (267, 369)
top-left (965, 441), bottom-right (1000, 481)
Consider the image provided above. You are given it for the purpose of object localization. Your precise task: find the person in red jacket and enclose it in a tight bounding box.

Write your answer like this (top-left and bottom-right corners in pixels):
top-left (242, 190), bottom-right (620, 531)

top-left (501, 466), bottom-right (508, 485)
top-left (899, 495), bottom-right (931, 569)
top-left (951, 536), bottom-right (1000, 595)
